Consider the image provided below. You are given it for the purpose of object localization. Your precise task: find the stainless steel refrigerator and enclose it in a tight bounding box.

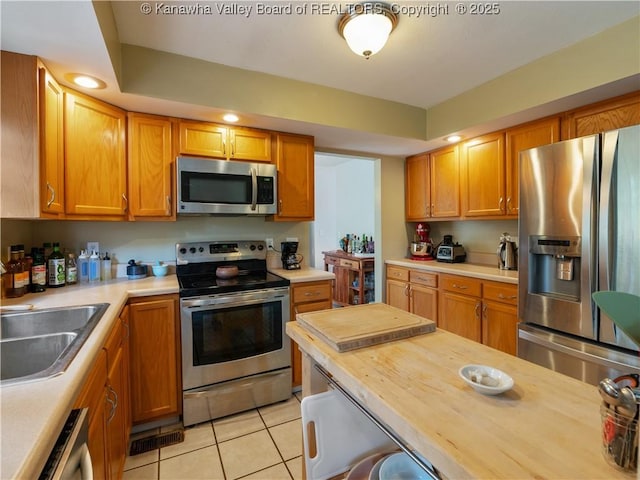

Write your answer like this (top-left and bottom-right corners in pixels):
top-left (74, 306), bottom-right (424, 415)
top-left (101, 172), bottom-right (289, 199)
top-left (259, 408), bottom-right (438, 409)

top-left (517, 125), bottom-right (640, 385)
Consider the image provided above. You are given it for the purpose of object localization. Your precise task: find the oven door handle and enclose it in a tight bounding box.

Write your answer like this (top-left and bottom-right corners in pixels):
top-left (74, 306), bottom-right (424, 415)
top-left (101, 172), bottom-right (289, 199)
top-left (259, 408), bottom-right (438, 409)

top-left (181, 291), bottom-right (288, 309)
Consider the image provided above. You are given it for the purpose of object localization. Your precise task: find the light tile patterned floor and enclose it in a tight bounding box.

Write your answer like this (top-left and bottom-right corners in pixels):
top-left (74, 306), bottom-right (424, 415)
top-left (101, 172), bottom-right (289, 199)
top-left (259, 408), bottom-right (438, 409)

top-left (122, 394), bottom-right (303, 480)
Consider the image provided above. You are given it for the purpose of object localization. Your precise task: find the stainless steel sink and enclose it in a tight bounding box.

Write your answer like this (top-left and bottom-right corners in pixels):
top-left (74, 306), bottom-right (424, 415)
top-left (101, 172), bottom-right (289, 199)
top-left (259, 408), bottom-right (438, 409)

top-left (0, 303), bottom-right (109, 386)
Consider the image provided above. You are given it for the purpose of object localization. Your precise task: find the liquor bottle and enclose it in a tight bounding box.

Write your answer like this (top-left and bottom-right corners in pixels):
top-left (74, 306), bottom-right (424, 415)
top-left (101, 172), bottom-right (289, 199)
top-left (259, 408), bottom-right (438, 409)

top-left (18, 244), bottom-right (31, 291)
top-left (47, 242), bottom-right (66, 288)
top-left (6, 245), bottom-right (25, 297)
top-left (30, 247), bottom-right (47, 293)
top-left (66, 253), bottom-right (78, 285)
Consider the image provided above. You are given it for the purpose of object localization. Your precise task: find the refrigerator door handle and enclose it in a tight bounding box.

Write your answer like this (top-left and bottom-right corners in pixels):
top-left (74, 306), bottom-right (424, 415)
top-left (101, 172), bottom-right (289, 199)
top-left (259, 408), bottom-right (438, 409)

top-left (599, 130), bottom-right (619, 292)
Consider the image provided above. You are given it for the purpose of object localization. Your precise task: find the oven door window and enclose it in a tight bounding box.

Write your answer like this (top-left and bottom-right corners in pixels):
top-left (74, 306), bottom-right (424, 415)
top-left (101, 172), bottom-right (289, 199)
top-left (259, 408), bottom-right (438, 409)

top-left (191, 300), bottom-right (283, 365)
top-left (182, 171), bottom-right (252, 205)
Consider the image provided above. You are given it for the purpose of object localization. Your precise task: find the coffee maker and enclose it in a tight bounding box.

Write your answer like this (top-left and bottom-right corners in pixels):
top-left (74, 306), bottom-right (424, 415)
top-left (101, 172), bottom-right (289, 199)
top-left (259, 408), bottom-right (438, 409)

top-left (281, 241), bottom-right (302, 270)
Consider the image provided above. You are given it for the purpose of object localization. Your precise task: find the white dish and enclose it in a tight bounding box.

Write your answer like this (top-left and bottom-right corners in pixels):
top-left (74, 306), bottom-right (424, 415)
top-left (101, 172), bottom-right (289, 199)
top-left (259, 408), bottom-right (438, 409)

top-left (378, 452), bottom-right (431, 480)
top-left (368, 455), bottom-right (388, 480)
top-left (459, 364), bottom-right (514, 395)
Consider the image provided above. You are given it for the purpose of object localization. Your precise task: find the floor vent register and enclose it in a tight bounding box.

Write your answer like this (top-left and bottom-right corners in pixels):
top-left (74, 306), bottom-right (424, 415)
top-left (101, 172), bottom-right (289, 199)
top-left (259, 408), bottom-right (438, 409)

top-left (129, 429), bottom-right (185, 456)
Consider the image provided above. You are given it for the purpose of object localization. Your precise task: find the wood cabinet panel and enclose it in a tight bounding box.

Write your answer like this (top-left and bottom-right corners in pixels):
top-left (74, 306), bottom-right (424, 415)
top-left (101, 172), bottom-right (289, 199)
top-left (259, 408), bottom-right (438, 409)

top-left (410, 283), bottom-right (438, 323)
top-left (483, 281), bottom-right (518, 306)
top-left (430, 144), bottom-right (460, 218)
top-left (230, 127), bottom-right (272, 162)
top-left (178, 120), bottom-right (227, 158)
top-left (39, 66), bottom-right (65, 215)
top-left (405, 153), bottom-right (429, 220)
top-left (439, 291), bottom-right (481, 342)
top-left (386, 265), bottom-right (409, 282)
top-left (440, 275), bottom-right (482, 297)
top-left (290, 280), bottom-right (332, 388)
top-left (385, 265), bottom-right (437, 322)
top-left (128, 113), bottom-right (175, 219)
top-left (274, 133), bottom-right (314, 220)
top-left (386, 278), bottom-right (410, 312)
top-left (129, 295), bottom-right (181, 424)
top-left (460, 132), bottom-right (505, 217)
top-left (505, 117), bottom-right (560, 216)
top-left (409, 270), bottom-right (437, 288)
top-left (482, 300), bottom-right (518, 355)
top-left (563, 91), bottom-right (640, 139)
top-left (64, 90), bottom-right (127, 217)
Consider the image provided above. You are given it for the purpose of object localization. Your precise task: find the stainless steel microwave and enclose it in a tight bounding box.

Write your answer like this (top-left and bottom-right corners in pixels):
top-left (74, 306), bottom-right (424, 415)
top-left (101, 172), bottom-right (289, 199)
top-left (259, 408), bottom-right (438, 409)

top-left (177, 156), bottom-right (277, 215)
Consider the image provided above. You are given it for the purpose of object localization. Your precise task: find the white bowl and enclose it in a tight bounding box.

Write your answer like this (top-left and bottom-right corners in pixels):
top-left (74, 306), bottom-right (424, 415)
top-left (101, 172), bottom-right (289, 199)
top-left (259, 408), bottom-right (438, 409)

top-left (459, 364), bottom-right (514, 395)
top-left (378, 452), bottom-right (431, 480)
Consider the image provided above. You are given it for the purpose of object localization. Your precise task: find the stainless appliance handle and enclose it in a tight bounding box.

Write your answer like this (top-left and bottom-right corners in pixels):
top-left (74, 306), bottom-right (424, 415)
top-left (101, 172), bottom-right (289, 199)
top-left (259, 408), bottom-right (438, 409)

top-left (250, 167), bottom-right (257, 211)
top-left (599, 130), bottom-right (618, 292)
top-left (181, 288), bottom-right (289, 309)
top-left (184, 369), bottom-right (287, 398)
top-left (315, 365), bottom-right (441, 480)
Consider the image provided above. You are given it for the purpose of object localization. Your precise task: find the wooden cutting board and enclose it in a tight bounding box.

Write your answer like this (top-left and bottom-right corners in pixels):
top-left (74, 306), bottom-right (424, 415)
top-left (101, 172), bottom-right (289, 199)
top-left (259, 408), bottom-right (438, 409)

top-left (296, 303), bottom-right (436, 352)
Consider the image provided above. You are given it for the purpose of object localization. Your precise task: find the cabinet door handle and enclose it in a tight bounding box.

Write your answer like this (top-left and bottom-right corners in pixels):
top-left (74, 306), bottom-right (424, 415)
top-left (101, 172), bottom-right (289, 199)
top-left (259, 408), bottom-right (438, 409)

top-left (106, 386), bottom-right (118, 423)
top-left (506, 197), bottom-right (512, 213)
top-left (122, 193), bottom-right (128, 213)
top-left (474, 302), bottom-right (481, 319)
top-left (499, 197), bottom-right (504, 212)
top-left (304, 291), bottom-right (321, 297)
top-left (166, 195), bottom-right (171, 214)
top-left (498, 293), bottom-right (517, 300)
top-left (430, 204), bottom-right (434, 217)
top-left (121, 319), bottom-right (130, 342)
top-left (222, 140), bottom-right (226, 155)
top-left (278, 199), bottom-right (282, 215)
top-left (46, 182), bottom-right (55, 207)
top-left (482, 303), bottom-right (487, 319)
top-left (452, 284), bottom-right (468, 290)
top-left (404, 284), bottom-right (410, 297)
top-left (231, 141), bottom-right (235, 156)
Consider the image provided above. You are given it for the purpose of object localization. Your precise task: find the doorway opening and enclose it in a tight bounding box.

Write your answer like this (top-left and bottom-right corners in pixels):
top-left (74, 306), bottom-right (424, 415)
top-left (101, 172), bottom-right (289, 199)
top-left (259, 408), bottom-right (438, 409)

top-left (310, 152), bottom-right (382, 303)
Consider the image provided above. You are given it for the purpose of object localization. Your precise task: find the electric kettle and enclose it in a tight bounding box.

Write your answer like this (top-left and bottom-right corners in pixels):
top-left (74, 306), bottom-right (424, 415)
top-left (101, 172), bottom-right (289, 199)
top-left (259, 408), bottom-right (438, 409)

top-left (497, 233), bottom-right (517, 270)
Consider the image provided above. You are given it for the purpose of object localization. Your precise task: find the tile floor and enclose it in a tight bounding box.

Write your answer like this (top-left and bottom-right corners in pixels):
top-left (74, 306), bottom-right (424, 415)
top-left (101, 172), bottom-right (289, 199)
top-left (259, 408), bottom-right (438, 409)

top-left (122, 394), bottom-right (303, 480)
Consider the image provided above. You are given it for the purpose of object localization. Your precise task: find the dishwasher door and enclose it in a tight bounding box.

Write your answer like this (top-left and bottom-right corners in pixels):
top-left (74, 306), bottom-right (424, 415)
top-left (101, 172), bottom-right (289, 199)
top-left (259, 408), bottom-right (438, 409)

top-left (39, 408), bottom-right (93, 480)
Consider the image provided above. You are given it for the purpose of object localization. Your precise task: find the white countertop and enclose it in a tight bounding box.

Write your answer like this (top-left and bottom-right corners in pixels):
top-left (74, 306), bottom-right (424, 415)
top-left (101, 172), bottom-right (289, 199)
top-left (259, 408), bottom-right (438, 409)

top-left (386, 258), bottom-right (518, 284)
top-left (0, 275), bottom-right (179, 480)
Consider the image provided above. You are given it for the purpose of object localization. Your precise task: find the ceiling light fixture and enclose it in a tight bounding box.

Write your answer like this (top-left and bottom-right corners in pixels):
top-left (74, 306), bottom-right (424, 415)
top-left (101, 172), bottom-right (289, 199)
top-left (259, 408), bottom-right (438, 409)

top-left (65, 73), bottom-right (106, 89)
top-left (446, 135), bottom-right (462, 143)
top-left (338, 2), bottom-right (398, 59)
top-left (223, 113), bottom-right (239, 123)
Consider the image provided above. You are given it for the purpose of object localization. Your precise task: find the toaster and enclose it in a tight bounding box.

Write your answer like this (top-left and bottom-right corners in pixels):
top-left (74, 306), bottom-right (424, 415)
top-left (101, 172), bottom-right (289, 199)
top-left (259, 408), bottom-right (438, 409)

top-left (436, 244), bottom-right (467, 263)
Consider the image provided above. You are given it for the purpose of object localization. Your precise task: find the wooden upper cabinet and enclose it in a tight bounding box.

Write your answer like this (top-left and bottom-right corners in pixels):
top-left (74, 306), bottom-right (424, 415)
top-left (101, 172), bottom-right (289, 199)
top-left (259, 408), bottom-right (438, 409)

top-left (430, 144), bottom-right (460, 218)
top-left (178, 120), bottom-right (272, 162)
top-left (505, 116), bottom-right (560, 216)
top-left (178, 120), bottom-right (227, 158)
top-left (405, 153), bottom-right (429, 221)
top-left (64, 89), bottom-right (127, 218)
top-left (229, 127), bottom-right (272, 162)
top-left (127, 113), bottom-right (175, 220)
top-left (562, 91), bottom-right (640, 139)
top-left (460, 132), bottom-right (506, 217)
top-left (39, 66), bottom-right (65, 215)
top-left (272, 133), bottom-right (314, 221)
top-left (405, 145), bottom-right (460, 221)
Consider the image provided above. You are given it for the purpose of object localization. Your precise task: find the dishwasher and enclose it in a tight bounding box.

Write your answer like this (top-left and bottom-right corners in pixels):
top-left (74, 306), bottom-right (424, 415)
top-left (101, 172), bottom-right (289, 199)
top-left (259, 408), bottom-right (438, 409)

top-left (39, 408), bottom-right (93, 480)
top-left (301, 366), bottom-right (442, 480)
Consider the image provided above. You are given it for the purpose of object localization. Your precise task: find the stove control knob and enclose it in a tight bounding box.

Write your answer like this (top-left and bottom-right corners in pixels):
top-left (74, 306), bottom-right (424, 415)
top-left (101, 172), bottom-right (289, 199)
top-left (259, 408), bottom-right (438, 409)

top-left (189, 247), bottom-right (196, 254)
top-left (179, 247), bottom-right (187, 254)
top-left (257, 244), bottom-right (264, 251)
top-left (199, 247), bottom-right (204, 253)
top-left (250, 244), bottom-right (256, 251)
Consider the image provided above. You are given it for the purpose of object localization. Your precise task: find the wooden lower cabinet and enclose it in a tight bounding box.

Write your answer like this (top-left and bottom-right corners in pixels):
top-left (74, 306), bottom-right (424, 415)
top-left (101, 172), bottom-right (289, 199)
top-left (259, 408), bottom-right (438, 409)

top-left (385, 266), bottom-right (438, 322)
top-left (290, 280), bottom-right (332, 387)
top-left (74, 306), bottom-right (130, 480)
top-left (128, 294), bottom-right (181, 424)
top-left (439, 274), bottom-right (518, 355)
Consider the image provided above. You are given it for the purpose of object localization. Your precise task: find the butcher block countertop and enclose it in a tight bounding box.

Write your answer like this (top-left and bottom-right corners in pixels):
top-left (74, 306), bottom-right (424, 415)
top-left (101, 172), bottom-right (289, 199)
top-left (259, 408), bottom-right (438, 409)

top-left (287, 303), bottom-right (626, 480)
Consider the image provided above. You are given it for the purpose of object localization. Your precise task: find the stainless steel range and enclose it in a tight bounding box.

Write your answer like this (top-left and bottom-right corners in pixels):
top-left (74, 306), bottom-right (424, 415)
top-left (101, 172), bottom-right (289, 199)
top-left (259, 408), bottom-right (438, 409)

top-left (176, 240), bottom-right (291, 426)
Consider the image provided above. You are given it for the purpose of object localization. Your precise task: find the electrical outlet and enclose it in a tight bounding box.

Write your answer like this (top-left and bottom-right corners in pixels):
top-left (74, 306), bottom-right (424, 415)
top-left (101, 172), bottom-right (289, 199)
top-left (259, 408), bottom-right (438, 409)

top-left (286, 237), bottom-right (298, 242)
top-left (265, 238), bottom-right (274, 250)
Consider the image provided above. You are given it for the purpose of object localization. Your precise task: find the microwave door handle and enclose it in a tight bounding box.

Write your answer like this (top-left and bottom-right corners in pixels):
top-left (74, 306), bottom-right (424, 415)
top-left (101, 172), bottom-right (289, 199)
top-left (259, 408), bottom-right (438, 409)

top-left (250, 168), bottom-right (258, 211)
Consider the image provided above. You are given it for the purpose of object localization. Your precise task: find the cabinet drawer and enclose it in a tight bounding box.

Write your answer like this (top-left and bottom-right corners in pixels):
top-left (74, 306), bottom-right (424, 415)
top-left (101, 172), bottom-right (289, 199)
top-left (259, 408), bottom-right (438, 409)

top-left (339, 258), bottom-right (359, 269)
top-left (293, 282), bottom-right (332, 304)
top-left (441, 275), bottom-right (482, 297)
top-left (483, 281), bottom-right (518, 305)
top-left (324, 255), bottom-right (340, 267)
top-left (386, 266), bottom-right (409, 282)
top-left (409, 270), bottom-right (437, 288)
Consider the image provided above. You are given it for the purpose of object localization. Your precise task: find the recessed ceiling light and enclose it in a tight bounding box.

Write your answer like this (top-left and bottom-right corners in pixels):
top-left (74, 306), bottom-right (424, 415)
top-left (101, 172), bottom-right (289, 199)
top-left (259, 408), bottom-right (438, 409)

top-left (445, 135), bottom-right (462, 143)
top-left (65, 73), bottom-right (106, 89)
top-left (223, 113), bottom-right (239, 123)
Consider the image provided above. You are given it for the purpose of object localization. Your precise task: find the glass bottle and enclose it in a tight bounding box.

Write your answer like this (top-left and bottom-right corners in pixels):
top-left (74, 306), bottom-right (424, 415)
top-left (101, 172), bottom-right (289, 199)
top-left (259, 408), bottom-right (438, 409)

top-left (6, 245), bottom-right (25, 297)
top-left (66, 252), bottom-right (78, 285)
top-left (18, 244), bottom-right (31, 292)
top-left (31, 247), bottom-right (47, 293)
top-left (47, 242), bottom-right (66, 288)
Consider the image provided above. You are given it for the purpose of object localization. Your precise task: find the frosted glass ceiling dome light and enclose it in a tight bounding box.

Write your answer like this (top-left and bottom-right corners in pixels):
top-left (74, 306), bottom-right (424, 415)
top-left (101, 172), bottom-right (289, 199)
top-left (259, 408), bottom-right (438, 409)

top-left (338, 2), bottom-right (398, 59)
